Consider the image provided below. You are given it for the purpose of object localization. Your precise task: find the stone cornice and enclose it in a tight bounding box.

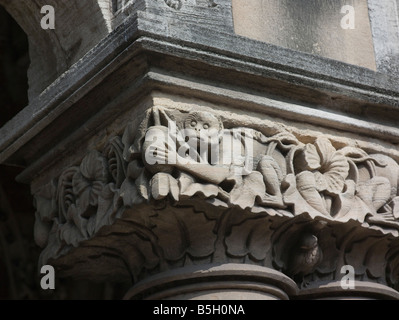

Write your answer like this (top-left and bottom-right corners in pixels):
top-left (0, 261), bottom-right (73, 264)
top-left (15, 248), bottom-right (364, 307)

top-left (2, 8), bottom-right (399, 169)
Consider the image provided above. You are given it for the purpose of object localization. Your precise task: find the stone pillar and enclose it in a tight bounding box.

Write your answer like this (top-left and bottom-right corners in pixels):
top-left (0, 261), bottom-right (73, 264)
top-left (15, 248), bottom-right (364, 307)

top-left (1, 0), bottom-right (399, 300)
top-left (125, 264), bottom-right (298, 300)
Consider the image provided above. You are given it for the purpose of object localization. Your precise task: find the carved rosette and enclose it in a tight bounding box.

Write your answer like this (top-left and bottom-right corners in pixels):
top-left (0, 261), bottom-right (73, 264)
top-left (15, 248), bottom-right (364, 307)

top-left (33, 106), bottom-right (399, 292)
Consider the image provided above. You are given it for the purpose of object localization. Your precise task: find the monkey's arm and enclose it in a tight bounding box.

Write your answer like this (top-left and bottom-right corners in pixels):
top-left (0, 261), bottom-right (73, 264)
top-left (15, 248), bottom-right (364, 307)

top-left (175, 160), bottom-right (232, 185)
top-left (147, 146), bottom-right (234, 184)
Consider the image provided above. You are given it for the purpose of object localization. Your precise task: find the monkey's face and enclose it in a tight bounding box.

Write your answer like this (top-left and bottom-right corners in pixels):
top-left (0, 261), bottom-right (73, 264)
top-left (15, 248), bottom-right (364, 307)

top-left (183, 112), bottom-right (222, 147)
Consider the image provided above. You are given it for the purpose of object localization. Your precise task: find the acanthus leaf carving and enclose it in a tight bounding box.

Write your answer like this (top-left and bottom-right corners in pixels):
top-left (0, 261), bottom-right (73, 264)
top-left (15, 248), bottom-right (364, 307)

top-left (225, 216), bottom-right (273, 262)
top-left (36, 106), bottom-right (399, 250)
top-left (150, 207), bottom-right (217, 262)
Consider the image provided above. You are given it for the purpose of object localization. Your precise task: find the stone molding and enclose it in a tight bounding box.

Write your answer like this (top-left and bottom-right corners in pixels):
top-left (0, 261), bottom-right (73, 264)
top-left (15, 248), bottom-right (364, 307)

top-left (2, 4), bottom-right (399, 170)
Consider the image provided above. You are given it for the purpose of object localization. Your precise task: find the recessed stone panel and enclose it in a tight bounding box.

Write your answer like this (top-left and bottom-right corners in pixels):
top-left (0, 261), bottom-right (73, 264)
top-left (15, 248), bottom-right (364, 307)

top-left (232, 0), bottom-right (376, 70)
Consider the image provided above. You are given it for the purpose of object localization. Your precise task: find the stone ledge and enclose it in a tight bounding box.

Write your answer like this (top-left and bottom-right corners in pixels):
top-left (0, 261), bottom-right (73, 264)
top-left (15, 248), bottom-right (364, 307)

top-left (2, 10), bottom-right (399, 168)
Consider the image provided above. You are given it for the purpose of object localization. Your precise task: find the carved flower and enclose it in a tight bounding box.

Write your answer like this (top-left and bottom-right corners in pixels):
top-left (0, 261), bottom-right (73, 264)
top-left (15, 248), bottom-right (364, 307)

top-left (295, 138), bottom-right (349, 195)
top-left (72, 151), bottom-right (109, 215)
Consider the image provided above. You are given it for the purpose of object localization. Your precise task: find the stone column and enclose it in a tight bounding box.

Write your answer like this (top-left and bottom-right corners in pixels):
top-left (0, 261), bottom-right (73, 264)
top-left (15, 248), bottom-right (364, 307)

top-left (1, 0), bottom-right (399, 300)
top-left (124, 264), bottom-right (298, 300)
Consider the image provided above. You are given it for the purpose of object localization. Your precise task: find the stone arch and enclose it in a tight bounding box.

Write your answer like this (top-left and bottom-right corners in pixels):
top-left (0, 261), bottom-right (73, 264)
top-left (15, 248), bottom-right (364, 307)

top-left (0, 5), bottom-right (29, 126)
top-left (0, 0), bottom-right (113, 100)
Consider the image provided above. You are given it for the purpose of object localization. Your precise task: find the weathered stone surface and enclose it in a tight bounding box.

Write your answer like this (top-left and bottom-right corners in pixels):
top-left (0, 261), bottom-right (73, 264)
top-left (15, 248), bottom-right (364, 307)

top-left (2, 0), bottom-right (399, 300)
top-left (124, 264), bottom-right (298, 300)
top-left (0, 0), bottom-right (113, 99)
top-left (368, 0), bottom-right (399, 75)
top-left (2, 3), bottom-right (399, 172)
top-left (232, 0), bottom-right (376, 70)
top-left (27, 103), bottom-right (399, 296)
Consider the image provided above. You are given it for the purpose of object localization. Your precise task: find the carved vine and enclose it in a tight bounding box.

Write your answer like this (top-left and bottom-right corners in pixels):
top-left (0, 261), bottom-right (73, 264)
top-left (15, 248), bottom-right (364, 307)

top-left (34, 106), bottom-right (399, 288)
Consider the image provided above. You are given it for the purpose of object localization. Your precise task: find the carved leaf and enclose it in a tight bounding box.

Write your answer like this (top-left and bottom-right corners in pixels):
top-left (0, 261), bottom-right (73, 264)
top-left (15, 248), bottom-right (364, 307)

top-left (345, 235), bottom-right (388, 280)
top-left (122, 234), bottom-right (160, 280)
top-left (104, 136), bottom-right (127, 187)
top-left (264, 132), bottom-right (301, 148)
top-left (93, 184), bottom-right (120, 234)
top-left (296, 144), bottom-right (321, 171)
top-left (338, 147), bottom-right (371, 163)
top-left (135, 171), bottom-right (150, 200)
top-left (316, 139), bottom-right (349, 195)
top-left (315, 138), bottom-right (337, 164)
top-left (127, 160), bottom-right (144, 180)
top-left (332, 180), bottom-right (356, 218)
top-left (392, 197), bottom-right (399, 219)
top-left (315, 227), bottom-right (339, 275)
top-left (60, 221), bottom-right (87, 247)
top-left (282, 174), bottom-right (327, 218)
top-left (296, 138), bottom-right (349, 195)
top-left (314, 171), bottom-right (328, 192)
top-left (73, 173), bottom-right (105, 214)
top-left (34, 212), bottom-right (51, 248)
top-left (296, 171), bottom-right (329, 216)
top-left (365, 238), bottom-right (390, 279)
top-left (71, 172), bottom-right (89, 196)
top-left (79, 151), bottom-right (108, 182)
top-left (226, 217), bottom-right (272, 261)
top-left (122, 121), bottom-right (139, 162)
top-left (229, 171), bottom-right (266, 210)
top-left (150, 173), bottom-right (179, 201)
top-left (323, 170), bottom-right (347, 195)
top-left (152, 208), bottom-right (216, 261)
top-left (119, 178), bottom-right (144, 207)
top-left (304, 143), bottom-right (322, 170)
top-left (34, 181), bottom-right (57, 221)
top-left (87, 217), bottom-right (96, 238)
top-left (69, 204), bottom-right (88, 237)
top-left (335, 195), bottom-right (372, 223)
top-left (57, 167), bottom-right (79, 223)
top-left (179, 172), bottom-right (219, 199)
top-left (38, 220), bottom-right (64, 267)
top-left (357, 177), bottom-right (391, 212)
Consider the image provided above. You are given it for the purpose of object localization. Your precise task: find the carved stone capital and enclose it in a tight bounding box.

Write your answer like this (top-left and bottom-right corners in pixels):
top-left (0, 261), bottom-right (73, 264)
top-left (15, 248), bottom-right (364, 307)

top-left (33, 105), bottom-right (399, 297)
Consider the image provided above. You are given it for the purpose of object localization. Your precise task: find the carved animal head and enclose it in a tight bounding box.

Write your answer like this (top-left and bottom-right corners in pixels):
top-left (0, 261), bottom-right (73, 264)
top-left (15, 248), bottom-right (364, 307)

top-left (180, 111), bottom-right (223, 148)
top-left (299, 234), bottom-right (318, 250)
